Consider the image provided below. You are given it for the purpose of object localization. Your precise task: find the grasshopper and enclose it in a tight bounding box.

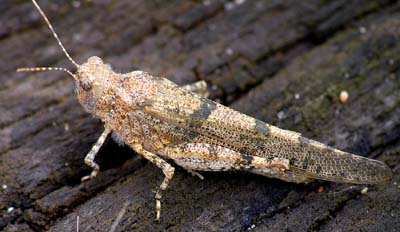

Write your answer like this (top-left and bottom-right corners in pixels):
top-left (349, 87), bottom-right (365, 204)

top-left (18, 0), bottom-right (392, 221)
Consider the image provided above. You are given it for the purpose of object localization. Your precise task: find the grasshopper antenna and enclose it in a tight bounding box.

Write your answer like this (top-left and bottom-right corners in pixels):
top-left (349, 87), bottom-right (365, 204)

top-left (31, 0), bottom-right (79, 67)
top-left (17, 0), bottom-right (80, 78)
top-left (16, 67), bottom-right (76, 79)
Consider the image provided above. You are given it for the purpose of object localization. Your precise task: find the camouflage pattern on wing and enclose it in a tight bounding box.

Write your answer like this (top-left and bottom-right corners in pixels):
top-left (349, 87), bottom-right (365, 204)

top-left (143, 77), bottom-right (392, 184)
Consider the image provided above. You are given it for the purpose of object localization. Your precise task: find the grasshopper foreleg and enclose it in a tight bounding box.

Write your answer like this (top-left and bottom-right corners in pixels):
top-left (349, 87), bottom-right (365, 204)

top-left (81, 127), bottom-right (112, 182)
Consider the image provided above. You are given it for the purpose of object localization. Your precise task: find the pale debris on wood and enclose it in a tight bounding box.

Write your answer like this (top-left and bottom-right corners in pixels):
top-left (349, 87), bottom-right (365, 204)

top-left (339, 90), bottom-right (349, 103)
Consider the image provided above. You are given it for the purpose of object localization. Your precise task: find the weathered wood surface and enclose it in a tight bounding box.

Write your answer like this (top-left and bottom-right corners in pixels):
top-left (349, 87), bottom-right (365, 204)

top-left (1, 0), bottom-right (400, 231)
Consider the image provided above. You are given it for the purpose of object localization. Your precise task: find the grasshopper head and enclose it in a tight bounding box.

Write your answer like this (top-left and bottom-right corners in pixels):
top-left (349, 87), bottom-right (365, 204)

top-left (17, 1), bottom-right (118, 121)
top-left (75, 56), bottom-right (113, 115)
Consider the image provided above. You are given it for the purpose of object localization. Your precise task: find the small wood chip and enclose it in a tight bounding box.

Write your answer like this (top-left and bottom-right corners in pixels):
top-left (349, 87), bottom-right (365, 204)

top-left (361, 187), bottom-right (368, 195)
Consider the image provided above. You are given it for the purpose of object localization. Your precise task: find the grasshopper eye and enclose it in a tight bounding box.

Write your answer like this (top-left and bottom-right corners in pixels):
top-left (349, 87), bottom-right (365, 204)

top-left (79, 76), bottom-right (93, 91)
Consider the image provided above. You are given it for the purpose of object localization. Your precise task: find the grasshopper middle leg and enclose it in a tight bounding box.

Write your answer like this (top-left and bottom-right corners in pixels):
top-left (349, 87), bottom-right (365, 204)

top-left (181, 80), bottom-right (209, 98)
top-left (132, 144), bottom-right (175, 221)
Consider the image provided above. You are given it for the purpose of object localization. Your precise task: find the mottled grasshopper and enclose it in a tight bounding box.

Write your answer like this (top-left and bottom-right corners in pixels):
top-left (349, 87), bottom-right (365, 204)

top-left (18, 0), bottom-right (392, 221)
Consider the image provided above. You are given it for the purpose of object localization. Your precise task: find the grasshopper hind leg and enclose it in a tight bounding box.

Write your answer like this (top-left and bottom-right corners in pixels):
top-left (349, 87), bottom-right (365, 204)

top-left (160, 143), bottom-right (312, 183)
top-left (250, 169), bottom-right (314, 184)
top-left (159, 143), bottom-right (290, 175)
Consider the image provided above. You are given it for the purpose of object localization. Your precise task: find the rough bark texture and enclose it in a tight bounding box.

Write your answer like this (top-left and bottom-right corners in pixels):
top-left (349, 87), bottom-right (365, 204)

top-left (1, 0), bottom-right (400, 231)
